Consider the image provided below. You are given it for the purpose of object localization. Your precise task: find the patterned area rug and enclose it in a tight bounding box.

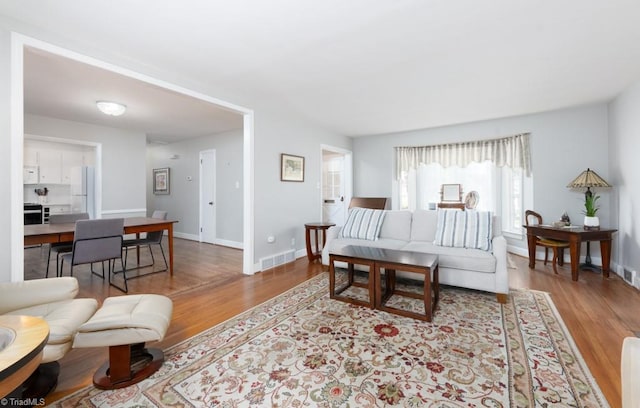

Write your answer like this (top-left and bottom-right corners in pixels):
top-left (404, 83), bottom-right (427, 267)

top-left (52, 273), bottom-right (609, 407)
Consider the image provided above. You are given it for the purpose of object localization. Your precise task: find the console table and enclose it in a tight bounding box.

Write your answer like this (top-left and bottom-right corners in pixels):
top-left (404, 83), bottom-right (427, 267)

top-left (524, 225), bottom-right (617, 281)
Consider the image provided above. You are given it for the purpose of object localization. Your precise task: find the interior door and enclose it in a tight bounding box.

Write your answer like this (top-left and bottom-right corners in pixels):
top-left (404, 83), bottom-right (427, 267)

top-left (200, 150), bottom-right (216, 244)
top-left (322, 149), bottom-right (351, 226)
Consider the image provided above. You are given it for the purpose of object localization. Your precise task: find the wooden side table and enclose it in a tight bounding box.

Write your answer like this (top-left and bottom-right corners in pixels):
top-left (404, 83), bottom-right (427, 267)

top-left (437, 202), bottom-right (465, 210)
top-left (375, 253), bottom-right (439, 322)
top-left (329, 251), bottom-right (376, 308)
top-left (305, 222), bottom-right (335, 262)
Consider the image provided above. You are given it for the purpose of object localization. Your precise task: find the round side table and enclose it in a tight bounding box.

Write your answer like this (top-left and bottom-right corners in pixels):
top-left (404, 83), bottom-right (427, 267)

top-left (305, 222), bottom-right (336, 262)
top-left (0, 315), bottom-right (49, 398)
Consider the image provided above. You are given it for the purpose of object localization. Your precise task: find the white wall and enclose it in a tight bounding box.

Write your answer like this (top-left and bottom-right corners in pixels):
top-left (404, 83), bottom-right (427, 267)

top-left (251, 105), bottom-right (352, 263)
top-left (0, 30), bottom-right (16, 279)
top-left (352, 104), bottom-right (611, 254)
top-left (0, 25), bottom-right (353, 281)
top-left (608, 80), bottom-right (640, 285)
top-left (146, 130), bottom-right (244, 245)
top-left (25, 114), bottom-right (147, 215)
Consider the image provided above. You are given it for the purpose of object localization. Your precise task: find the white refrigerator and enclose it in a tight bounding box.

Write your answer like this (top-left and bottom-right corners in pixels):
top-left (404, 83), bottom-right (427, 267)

top-left (70, 166), bottom-right (95, 218)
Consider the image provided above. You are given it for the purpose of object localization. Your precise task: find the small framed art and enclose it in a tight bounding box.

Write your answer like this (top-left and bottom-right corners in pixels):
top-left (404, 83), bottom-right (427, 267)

top-left (281, 154), bottom-right (305, 182)
top-left (440, 183), bottom-right (462, 202)
top-left (153, 167), bottom-right (170, 194)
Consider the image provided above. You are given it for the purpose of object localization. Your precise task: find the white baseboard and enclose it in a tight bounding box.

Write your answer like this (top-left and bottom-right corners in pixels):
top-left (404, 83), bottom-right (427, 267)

top-left (214, 238), bottom-right (243, 249)
top-left (172, 232), bottom-right (243, 250)
top-left (174, 231), bottom-right (199, 241)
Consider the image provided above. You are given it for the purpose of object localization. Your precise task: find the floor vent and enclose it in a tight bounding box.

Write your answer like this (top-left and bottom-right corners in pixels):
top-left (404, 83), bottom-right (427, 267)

top-left (623, 268), bottom-right (636, 286)
top-left (260, 249), bottom-right (295, 271)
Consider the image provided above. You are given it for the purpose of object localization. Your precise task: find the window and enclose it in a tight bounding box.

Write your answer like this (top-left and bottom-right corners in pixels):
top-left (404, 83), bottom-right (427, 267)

top-left (501, 166), bottom-right (524, 235)
top-left (398, 161), bottom-right (526, 236)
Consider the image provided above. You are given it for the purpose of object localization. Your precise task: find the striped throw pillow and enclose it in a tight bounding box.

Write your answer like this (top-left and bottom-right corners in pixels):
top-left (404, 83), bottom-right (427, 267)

top-left (464, 210), bottom-right (493, 251)
top-left (340, 208), bottom-right (386, 241)
top-left (433, 210), bottom-right (467, 248)
top-left (434, 210), bottom-right (493, 251)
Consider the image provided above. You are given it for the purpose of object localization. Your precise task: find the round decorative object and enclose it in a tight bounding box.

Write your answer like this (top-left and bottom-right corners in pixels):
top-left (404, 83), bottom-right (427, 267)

top-left (464, 191), bottom-right (479, 209)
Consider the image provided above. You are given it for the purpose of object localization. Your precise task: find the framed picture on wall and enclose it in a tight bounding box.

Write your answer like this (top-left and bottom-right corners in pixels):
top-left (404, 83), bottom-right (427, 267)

top-left (153, 167), bottom-right (170, 194)
top-left (281, 153), bottom-right (305, 182)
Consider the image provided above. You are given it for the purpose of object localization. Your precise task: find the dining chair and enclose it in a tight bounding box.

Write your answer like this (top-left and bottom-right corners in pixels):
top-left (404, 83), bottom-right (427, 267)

top-left (524, 210), bottom-right (570, 274)
top-left (122, 210), bottom-right (168, 273)
top-left (46, 212), bottom-right (89, 278)
top-left (59, 218), bottom-right (129, 292)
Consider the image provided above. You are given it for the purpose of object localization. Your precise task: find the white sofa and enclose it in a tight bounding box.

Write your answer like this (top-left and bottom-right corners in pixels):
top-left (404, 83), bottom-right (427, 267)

top-left (322, 209), bottom-right (509, 303)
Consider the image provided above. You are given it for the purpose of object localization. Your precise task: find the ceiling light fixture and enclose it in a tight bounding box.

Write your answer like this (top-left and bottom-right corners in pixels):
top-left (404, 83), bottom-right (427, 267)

top-left (96, 101), bottom-right (127, 116)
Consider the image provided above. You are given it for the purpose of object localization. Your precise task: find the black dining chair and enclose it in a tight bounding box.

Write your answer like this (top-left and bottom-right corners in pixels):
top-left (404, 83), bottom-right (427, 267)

top-left (122, 210), bottom-right (168, 273)
top-left (46, 212), bottom-right (89, 278)
top-left (59, 218), bottom-right (129, 292)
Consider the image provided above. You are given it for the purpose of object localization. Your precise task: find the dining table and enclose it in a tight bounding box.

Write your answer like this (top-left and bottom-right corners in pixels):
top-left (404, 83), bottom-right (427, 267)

top-left (24, 217), bottom-right (179, 275)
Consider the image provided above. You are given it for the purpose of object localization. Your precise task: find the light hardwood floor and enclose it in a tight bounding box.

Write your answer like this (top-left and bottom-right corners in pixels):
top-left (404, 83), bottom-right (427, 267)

top-left (23, 238), bottom-right (640, 407)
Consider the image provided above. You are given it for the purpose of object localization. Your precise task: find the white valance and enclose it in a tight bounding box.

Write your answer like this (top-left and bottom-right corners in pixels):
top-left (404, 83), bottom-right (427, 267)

top-left (395, 133), bottom-right (531, 179)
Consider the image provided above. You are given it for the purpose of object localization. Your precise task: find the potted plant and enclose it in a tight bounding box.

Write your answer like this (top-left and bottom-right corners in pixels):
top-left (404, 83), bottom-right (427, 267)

top-left (583, 193), bottom-right (600, 229)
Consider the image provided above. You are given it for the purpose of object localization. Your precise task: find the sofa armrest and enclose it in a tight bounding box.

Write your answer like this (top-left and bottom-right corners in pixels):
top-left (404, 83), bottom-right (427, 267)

top-left (491, 235), bottom-right (509, 294)
top-left (0, 277), bottom-right (80, 315)
top-left (321, 226), bottom-right (342, 265)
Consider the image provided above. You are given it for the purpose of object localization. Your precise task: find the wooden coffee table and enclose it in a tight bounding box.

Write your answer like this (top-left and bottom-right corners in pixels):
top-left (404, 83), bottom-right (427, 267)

top-left (329, 245), bottom-right (439, 321)
top-left (329, 246), bottom-right (377, 308)
top-left (374, 249), bottom-right (439, 322)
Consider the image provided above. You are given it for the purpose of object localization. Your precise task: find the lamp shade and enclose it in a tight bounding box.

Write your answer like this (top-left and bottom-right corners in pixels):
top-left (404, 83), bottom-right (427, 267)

top-left (96, 101), bottom-right (127, 116)
top-left (567, 168), bottom-right (611, 189)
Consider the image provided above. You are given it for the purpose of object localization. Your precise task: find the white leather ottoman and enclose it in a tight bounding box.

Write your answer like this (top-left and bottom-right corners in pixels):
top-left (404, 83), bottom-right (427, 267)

top-left (73, 294), bottom-right (173, 389)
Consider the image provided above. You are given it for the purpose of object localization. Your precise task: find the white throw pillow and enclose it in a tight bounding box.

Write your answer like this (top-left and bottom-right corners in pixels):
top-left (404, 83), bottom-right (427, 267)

top-left (340, 207), bottom-right (386, 241)
top-left (434, 209), bottom-right (493, 251)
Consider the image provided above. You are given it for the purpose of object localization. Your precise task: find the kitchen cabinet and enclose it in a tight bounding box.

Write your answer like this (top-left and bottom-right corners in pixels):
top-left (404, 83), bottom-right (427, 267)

top-left (24, 138), bottom-right (91, 185)
top-left (38, 149), bottom-right (63, 184)
top-left (24, 145), bottom-right (38, 167)
top-left (61, 150), bottom-right (85, 183)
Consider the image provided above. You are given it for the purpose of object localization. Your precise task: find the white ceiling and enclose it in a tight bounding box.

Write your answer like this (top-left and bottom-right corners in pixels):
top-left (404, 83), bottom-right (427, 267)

top-left (24, 48), bottom-right (244, 144)
top-left (3, 0), bottom-right (640, 139)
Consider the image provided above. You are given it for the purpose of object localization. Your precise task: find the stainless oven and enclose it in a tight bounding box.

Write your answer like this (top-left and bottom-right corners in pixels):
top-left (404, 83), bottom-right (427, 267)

top-left (24, 203), bottom-right (43, 225)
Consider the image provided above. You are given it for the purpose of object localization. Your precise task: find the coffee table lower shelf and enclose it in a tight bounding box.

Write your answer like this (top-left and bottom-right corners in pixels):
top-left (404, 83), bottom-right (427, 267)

top-left (329, 246), bottom-right (439, 322)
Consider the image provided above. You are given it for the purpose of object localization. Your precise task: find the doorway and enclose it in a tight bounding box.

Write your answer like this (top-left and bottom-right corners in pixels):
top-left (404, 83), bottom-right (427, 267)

top-left (199, 149), bottom-right (216, 244)
top-left (11, 34), bottom-right (255, 281)
top-left (321, 146), bottom-right (353, 226)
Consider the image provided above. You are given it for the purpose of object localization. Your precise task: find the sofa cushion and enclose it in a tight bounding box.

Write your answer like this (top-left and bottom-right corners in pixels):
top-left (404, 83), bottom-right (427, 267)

top-left (379, 210), bottom-right (413, 241)
top-left (402, 241), bottom-right (497, 273)
top-left (410, 210), bottom-right (439, 242)
top-left (340, 207), bottom-right (386, 240)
